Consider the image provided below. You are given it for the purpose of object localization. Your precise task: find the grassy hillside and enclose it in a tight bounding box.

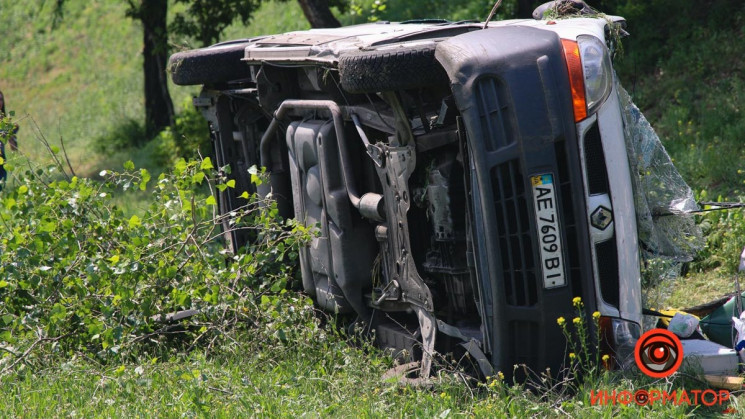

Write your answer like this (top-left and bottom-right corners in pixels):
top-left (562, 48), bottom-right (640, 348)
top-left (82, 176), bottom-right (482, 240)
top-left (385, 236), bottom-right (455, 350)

top-left (607, 2), bottom-right (745, 308)
top-left (0, 0), bottom-right (309, 176)
top-left (0, 1), bottom-right (142, 174)
top-left (3, 0), bottom-right (742, 191)
top-left (613, 1), bottom-right (745, 198)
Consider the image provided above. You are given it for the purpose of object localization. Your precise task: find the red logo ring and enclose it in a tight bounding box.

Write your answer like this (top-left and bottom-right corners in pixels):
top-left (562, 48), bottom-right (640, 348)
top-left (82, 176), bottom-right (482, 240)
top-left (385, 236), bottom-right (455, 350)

top-left (634, 329), bottom-right (684, 378)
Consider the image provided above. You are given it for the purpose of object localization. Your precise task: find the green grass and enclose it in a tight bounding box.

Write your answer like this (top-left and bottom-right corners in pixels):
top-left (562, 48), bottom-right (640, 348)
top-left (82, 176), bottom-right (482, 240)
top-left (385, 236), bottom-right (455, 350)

top-left (0, 0), bottom-right (311, 215)
top-left (615, 4), bottom-right (745, 198)
top-left (0, 1), bottom-right (145, 174)
top-left (0, 327), bottom-right (736, 418)
top-left (610, 4), bottom-right (745, 312)
top-left (219, 0), bottom-right (311, 41)
top-left (0, 1), bottom-right (309, 178)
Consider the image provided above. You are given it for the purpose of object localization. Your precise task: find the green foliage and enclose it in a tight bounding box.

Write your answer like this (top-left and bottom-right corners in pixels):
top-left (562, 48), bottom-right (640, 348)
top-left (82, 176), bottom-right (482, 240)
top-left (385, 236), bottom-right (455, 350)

top-left (346, 0), bottom-right (388, 23)
top-left (0, 319), bottom-right (731, 417)
top-left (556, 297), bottom-right (604, 378)
top-left (0, 145), bottom-right (309, 371)
top-left (612, 0), bottom-right (744, 76)
top-left (0, 110), bottom-right (16, 144)
top-left (0, 0), bottom-right (144, 174)
top-left (691, 196), bottom-right (745, 274)
top-left (152, 97), bottom-right (211, 166)
top-left (341, 0), bottom-right (508, 24)
top-left (93, 118), bottom-right (148, 152)
top-left (171, 0), bottom-right (281, 47)
top-left (615, 5), bottom-right (745, 197)
top-left (218, 0), bottom-right (311, 41)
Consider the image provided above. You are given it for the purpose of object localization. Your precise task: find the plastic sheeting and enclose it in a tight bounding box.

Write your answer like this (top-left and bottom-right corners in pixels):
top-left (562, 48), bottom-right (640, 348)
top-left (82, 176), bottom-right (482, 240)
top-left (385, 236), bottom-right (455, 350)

top-left (618, 84), bottom-right (703, 287)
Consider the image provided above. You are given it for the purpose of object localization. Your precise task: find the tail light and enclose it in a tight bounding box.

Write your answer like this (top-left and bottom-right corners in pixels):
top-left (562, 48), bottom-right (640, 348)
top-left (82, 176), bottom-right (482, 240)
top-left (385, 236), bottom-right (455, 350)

top-left (599, 316), bottom-right (641, 369)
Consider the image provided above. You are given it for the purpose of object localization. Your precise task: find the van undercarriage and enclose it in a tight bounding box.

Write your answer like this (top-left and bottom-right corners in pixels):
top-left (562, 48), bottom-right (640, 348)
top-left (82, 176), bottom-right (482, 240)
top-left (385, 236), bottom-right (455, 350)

top-left (169, 12), bottom-right (649, 379)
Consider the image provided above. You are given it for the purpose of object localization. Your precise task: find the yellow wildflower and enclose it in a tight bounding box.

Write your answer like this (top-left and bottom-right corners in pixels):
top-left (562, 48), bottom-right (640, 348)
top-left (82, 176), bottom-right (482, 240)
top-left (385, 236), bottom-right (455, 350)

top-left (573, 317), bottom-right (581, 325)
top-left (569, 353), bottom-right (576, 359)
top-left (557, 317), bottom-right (566, 326)
top-left (592, 311), bottom-right (601, 320)
top-left (602, 354), bottom-right (610, 363)
top-left (572, 296), bottom-right (582, 306)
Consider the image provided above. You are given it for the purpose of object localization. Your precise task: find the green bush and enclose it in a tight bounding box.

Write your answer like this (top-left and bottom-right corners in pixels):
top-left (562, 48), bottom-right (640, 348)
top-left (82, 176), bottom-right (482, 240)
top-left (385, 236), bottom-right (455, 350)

top-left (341, 0), bottom-right (507, 24)
top-left (610, 0), bottom-right (744, 76)
top-left (0, 149), bottom-right (310, 372)
top-left (93, 97), bottom-right (210, 169)
top-left (690, 194), bottom-right (745, 274)
top-left (93, 117), bottom-right (149, 152)
top-left (153, 97), bottom-right (211, 166)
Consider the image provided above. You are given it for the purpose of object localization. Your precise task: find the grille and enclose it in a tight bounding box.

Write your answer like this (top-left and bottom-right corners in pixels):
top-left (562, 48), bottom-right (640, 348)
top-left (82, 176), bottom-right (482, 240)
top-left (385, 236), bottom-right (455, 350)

top-left (581, 122), bottom-right (620, 308)
top-left (583, 123), bottom-right (610, 195)
top-left (554, 140), bottom-right (583, 298)
top-left (491, 160), bottom-right (537, 306)
top-left (595, 238), bottom-right (620, 307)
top-left (475, 77), bottom-right (515, 151)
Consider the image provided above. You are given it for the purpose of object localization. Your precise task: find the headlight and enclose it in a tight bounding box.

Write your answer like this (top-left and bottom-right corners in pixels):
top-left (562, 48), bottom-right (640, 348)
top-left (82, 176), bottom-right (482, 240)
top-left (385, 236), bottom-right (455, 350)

top-left (599, 316), bottom-right (641, 369)
top-left (577, 35), bottom-right (613, 115)
top-left (562, 35), bottom-right (614, 122)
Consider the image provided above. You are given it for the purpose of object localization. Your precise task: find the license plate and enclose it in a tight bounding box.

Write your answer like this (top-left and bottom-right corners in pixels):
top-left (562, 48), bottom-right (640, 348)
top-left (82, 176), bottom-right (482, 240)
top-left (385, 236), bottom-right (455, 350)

top-left (531, 174), bottom-right (566, 289)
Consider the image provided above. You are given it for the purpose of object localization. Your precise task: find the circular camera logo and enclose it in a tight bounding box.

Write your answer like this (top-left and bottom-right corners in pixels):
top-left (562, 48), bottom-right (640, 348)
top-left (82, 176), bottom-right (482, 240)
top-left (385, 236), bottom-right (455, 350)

top-left (634, 329), bottom-right (684, 378)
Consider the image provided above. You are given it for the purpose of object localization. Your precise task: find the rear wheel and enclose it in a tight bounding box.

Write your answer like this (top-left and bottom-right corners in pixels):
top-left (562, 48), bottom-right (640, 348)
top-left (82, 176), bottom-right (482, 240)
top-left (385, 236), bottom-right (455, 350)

top-left (338, 44), bottom-right (448, 94)
top-left (169, 42), bottom-right (250, 86)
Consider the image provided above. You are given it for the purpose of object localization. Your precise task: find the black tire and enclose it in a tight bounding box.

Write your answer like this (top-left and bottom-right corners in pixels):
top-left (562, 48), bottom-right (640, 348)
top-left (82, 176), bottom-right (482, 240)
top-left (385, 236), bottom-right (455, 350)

top-left (338, 45), bottom-right (448, 94)
top-left (168, 42), bottom-right (250, 86)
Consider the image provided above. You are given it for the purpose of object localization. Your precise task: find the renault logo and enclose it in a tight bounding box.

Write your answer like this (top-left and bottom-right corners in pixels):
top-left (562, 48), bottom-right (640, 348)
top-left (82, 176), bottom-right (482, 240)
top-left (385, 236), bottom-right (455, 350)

top-left (590, 206), bottom-right (613, 230)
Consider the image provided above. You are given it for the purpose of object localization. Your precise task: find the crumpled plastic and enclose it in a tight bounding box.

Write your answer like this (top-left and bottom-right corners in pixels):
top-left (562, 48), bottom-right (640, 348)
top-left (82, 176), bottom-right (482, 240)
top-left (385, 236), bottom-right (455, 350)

top-left (619, 84), bottom-right (702, 257)
top-left (668, 312), bottom-right (700, 338)
top-left (618, 84), bottom-right (704, 285)
top-left (732, 312), bottom-right (745, 363)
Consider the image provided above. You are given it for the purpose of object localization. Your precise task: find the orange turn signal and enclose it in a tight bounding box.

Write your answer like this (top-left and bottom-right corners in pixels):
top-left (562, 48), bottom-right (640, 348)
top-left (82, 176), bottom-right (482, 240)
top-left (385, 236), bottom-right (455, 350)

top-left (561, 39), bottom-right (587, 122)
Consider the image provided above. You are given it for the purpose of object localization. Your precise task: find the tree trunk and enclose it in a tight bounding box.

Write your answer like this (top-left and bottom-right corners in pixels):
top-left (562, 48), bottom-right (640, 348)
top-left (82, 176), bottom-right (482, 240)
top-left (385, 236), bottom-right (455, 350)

top-left (297, 0), bottom-right (341, 28)
top-left (141, 0), bottom-right (175, 139)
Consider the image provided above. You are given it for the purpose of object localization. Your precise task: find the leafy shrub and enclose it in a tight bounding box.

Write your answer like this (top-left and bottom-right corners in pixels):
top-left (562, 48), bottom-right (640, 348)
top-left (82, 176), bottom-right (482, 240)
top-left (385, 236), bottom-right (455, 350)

top-left (0, 148), bottom-right (311, 373)
top-left (153, 97), bottom-right (211, 166)
top-left (93, 117), bottom-right (149, 152)
top-left (611, 0), bottom-right (744, 76)
top-left (92, 97), bottom-right (211, 168)
top-left (690, 193), bottom-right (745, 274)
top-left (341, 0), bottom-right (504, 24)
